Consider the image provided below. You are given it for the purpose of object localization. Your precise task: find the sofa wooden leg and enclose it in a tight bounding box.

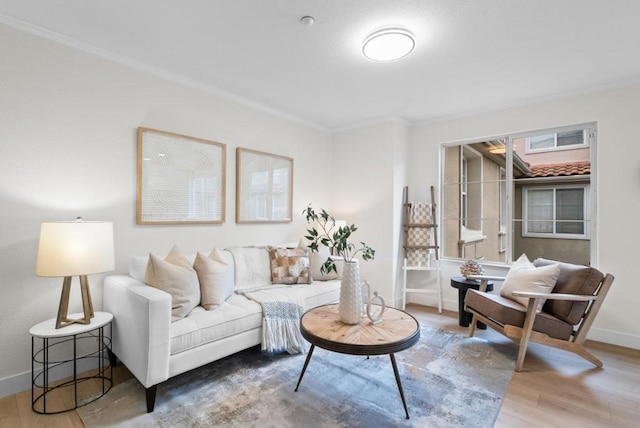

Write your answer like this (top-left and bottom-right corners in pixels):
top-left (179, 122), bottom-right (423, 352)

top-left (146, 385), bottom-right (158, 413)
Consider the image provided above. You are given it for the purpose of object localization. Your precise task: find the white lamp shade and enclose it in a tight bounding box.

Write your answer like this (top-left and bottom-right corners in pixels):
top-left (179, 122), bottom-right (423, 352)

top-left (36, 221), bottom-right (115, 277)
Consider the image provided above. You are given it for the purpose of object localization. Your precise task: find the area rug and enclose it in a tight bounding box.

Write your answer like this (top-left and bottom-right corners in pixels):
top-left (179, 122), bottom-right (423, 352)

top-left (78, 326), bottom-right (516, 427)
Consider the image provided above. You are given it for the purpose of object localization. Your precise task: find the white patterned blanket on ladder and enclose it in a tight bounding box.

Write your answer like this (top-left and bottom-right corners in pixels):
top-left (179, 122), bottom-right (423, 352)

top-left (407, 202), bottom-right (432, 267)
top-left (239, 286), bottom-right (308, 354)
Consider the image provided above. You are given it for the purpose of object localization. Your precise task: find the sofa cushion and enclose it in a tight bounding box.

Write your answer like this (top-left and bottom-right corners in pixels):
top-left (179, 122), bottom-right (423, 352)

top-left (227, 246), bottom-right (272, 291)
top-left (465, 289), bottom-right (573, 340)
top-left (534, 258), bottom-right (604, 325)
top-left (296, 280), bottom-right (341, 308)
top-left (169, 279), bottom-right (341, 355)
top-left (269, 247), bottom-right (311, 284)
top-left (194, 249), bottom-right (235, 310)
top-left (499, 254), bottom-right (560, 312)
top-left (145, 245), bottom-right (200, 321)
top-left (170, 294), bottom-right (263, 355)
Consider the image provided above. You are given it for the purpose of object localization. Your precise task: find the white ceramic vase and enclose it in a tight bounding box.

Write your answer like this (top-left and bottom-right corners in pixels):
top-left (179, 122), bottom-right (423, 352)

top-left (339, 261), bottom-right (362, 324)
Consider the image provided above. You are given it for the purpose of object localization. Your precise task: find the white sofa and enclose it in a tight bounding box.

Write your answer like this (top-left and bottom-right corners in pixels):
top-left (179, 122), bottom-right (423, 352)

top-left (103, 246), bottom-right (341, 412)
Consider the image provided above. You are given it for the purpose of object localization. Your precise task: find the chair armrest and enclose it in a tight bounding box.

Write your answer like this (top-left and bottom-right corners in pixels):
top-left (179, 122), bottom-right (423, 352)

top-left (465, 275), bottom-right (506, 292)
top-left (103, 274), bottom-right (172, 387)
top-left (465, 275), bottom-right (507, 282)
top-left (511, 290), bottom-right (597, 302)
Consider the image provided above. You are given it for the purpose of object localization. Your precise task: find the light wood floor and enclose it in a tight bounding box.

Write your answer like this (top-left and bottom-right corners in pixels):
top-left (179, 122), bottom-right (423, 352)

top-left (2, 305), bottom-right (638, 427)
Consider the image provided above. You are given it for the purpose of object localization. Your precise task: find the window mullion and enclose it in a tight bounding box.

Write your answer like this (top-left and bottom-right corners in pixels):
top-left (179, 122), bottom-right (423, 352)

top-left (552, 188), bottom-right (557, 234)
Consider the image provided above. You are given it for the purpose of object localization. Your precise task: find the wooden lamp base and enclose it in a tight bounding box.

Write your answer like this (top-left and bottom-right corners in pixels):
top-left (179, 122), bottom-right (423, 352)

top-left (55, 275), bottom-right (95, 329)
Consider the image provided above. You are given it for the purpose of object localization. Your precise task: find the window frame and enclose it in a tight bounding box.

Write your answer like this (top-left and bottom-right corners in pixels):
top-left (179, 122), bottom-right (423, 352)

top-left (522, 184), bottom-right (590, 239)
top-left (460, 145), bottom-right (483, 233)
top-left (525, 129), bottom-right (589, 154)
top-left (498, 166), bottom-right (507, 253)
top-left (439, 122), bottom-right (596, 265)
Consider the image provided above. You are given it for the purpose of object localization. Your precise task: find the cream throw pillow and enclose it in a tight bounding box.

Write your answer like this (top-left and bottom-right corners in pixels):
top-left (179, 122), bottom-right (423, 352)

top-left (145, 245), bottom-right (200, 321)
top-left (500, 254), bottom-right (560, 312)
top-left (227, 246), bottom-right (272, 291)
top-left (194, 249), bottom-right (234, 310)
top-left (298, 238), bottom-right (339, 281)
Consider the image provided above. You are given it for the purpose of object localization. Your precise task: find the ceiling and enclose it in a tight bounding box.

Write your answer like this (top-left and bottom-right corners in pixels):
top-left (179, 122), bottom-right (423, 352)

top-left (2, 0), bottom-right (640, 130)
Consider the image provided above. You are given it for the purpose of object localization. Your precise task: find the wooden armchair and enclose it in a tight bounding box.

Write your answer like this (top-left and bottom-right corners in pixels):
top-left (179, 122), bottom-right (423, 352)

top-left (463, 258), bottom-right (614, 371)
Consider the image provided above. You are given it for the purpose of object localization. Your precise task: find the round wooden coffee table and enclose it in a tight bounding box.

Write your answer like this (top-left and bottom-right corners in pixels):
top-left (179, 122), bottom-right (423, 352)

top-left (294, 303), bottom-right (420, 419)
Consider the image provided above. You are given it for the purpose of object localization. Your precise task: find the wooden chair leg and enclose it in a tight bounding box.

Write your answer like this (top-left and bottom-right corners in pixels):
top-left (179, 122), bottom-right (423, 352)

top-left (515, 298), bottom-right (540, 371)
top-left (468, 313), bottom-right (478, 337)
top-left (572, 344), bottom-right (603, 368)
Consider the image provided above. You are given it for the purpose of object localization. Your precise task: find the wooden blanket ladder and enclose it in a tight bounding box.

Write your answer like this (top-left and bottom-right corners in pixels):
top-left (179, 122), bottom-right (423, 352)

top-left (401, 185), bottom-right (442, 312)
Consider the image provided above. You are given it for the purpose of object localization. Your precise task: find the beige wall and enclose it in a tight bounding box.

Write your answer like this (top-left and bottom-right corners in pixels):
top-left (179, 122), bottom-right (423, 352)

top-left (441, 145), bottom-right (503, 262)
top-left (409, 82), bottom-right (640, 351)
top-left (0, 23), bottom-right (334, 396)
top-left (331, 120), bottom-right (411, 306)
top-left (513, 137), bottom-right (590, 164)
top-left (442, 146), bottom-right (461, 258)
top-left (481, 158), bottom-right (503, 262)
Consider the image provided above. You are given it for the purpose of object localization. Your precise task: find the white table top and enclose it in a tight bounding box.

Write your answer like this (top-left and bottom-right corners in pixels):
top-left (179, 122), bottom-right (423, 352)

top-left (29, 312), bottom-right (113, 338)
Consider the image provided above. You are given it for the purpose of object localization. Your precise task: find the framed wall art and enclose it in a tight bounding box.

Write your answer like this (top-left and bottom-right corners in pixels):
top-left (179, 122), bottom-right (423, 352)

top-left (236, 147), bottom-right (293, 223)
top-left (137, 127), bottom-right (226, 224)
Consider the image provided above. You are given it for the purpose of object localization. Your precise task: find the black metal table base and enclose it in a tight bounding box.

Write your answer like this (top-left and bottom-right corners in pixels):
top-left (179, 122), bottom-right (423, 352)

top-left (31, 325), bottom-right (112, 414)
top-left (294, 344), bottom-right (411, 419)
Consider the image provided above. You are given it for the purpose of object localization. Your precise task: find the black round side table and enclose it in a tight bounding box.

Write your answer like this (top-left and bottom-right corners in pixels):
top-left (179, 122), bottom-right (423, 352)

top-left (450, 276), bottom-right (494, 329)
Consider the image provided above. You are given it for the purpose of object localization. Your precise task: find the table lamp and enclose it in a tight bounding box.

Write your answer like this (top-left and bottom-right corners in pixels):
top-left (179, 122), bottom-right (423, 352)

top-left (36, 218), bottom-right (115, 329)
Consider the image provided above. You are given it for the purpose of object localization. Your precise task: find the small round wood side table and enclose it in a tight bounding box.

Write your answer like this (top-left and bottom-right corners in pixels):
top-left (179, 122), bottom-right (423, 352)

top-left (29, 311), bottom-right (113, 414)
top-left (294, 304), bottom-right (420, 419)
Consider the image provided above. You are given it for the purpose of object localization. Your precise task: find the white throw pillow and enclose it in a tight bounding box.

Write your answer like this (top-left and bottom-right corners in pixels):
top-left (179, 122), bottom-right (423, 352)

top-left (226, 246), bottom-right (272, 291)
top-left (145, 245), bottom-right (200, 321)
top-left (298, 238), bottom-right (339, 281)
top-left (499, 254), bottom-right (560, 312)
top-left (194, 249), bottom-right (234, 310)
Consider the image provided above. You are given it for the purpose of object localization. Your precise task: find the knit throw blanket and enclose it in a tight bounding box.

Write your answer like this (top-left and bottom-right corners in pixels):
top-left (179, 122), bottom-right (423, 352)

top-left (239, 286), bottom-right (309, 355)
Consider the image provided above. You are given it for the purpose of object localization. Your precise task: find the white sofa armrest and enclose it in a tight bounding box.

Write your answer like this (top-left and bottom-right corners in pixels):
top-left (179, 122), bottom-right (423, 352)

top-left (103, 274), bottom-right (172, 388)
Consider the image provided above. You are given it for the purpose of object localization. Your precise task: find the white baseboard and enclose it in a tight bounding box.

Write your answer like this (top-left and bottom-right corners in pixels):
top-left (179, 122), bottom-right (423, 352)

top-left (401, 295), bottom-right (640, 351)
top-left (587, 327), bottom-right (640, 350)
top-left (400, 294), bottom-right (457, 312)
top-left (0, 370), bottom-right (32, 399)
top-left (0, 358), bottom-right (101, 399)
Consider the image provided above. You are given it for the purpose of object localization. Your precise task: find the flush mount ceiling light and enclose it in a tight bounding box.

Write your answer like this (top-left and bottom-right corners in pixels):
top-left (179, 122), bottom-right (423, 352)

top-left (362, 27), bottom-right (415, 62)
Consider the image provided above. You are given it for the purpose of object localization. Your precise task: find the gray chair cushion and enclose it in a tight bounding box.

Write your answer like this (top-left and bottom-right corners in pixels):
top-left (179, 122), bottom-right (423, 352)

top-left (534, 258), bottom-right (604, 325)
top-left (465, 289), bottom-right (574, 340)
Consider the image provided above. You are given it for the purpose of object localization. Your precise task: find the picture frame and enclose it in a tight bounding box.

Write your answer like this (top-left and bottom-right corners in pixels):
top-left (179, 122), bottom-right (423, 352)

top-left (137, 127), bottom-right (226, 224)
top-left (236, 147), bottom-right (293, 223)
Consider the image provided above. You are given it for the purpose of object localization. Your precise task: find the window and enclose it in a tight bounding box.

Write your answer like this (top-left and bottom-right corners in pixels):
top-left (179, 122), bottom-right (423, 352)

top-left (498, 167), bottom-right (507, 253)
top-left (527, 129), bottom-right (587, 153)
top-left (441, 123), bottom-right (595, 265)
top-left (523, 185), bottom-right (588, 238)
top-left (461, 157), bottom-right (468, 227)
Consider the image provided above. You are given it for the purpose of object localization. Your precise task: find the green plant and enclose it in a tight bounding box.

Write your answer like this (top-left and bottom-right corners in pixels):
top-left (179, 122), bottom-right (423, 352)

top-left (303, 204), bottom-right (375, 274)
